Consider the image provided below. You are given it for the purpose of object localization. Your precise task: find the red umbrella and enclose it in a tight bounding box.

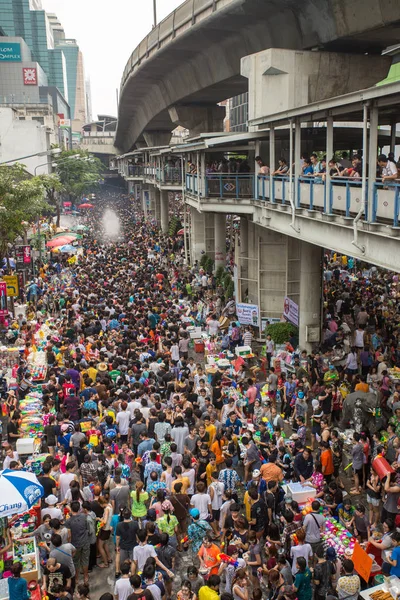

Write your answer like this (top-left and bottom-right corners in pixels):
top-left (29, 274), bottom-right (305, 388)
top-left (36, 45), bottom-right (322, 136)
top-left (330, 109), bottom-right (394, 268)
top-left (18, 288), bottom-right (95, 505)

top-left (46, 236), bottom-right (75, 248)
top-left (78, 203), bottom-right (94, 209)
top-left (177, 228), bottom-right (184, 235)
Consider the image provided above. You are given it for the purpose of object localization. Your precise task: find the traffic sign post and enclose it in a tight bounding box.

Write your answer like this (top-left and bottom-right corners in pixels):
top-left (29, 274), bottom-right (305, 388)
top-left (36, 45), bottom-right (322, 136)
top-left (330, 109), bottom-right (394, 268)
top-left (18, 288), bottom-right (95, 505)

top-left (3, 275), bottom-right (19, 297)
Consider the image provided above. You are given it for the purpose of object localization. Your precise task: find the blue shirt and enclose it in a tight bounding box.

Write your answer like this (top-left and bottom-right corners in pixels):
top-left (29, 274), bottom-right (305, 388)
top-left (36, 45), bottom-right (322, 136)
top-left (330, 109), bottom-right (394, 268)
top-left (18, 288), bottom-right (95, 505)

top-left (225, 417), bottom-right (241, 435)
top-left (138, 438), bottom-right (156, 457)
top-left (390, 546), bottom-right (400, 577)
top-left (188, 519), bottom-right (212, 554)
top-left (8, 577), bottom-right (28, 600)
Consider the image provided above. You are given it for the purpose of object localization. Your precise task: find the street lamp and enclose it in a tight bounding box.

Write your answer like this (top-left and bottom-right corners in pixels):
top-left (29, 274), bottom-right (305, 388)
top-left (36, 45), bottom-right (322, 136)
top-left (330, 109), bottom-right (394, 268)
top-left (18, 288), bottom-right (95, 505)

top-left (0, 147), bottom-right (61, 167)
top-left (153, 0), bottom-right (157, 28)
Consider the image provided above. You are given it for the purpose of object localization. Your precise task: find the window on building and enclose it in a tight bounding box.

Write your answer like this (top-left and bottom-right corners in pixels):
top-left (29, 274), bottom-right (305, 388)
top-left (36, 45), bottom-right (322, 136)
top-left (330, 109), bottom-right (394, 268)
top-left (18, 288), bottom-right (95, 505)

top-left (32, 117), bottom-right (45, 124)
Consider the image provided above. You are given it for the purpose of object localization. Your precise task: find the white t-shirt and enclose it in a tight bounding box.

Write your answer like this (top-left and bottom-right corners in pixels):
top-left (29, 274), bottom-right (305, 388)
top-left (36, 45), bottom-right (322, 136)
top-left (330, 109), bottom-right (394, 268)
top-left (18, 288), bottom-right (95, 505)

top-left (208, 319), bottom-right (220, 336)
top-left (114, 577), bottom-right (133, 600)
top-left (382, 160), bottom-right (398, 177)
top-left (59, 472), bottom-right (76, 499)
top-left (208, 482), bottom-right (225, 510)
top-left (133, 543), bottom-right (157, 571)
top-left (41, 506), bottom-right (63, 521)
top-left (3, 452), bottom-right (19, 469)
top-left (116, 411), bottom-right (130, 435)
top-left (191, 493), bottom-right (211, 520)
top-left (290, 543), bottom-right (313, 574)
top-left (354, 329), bottom-right (365, 348)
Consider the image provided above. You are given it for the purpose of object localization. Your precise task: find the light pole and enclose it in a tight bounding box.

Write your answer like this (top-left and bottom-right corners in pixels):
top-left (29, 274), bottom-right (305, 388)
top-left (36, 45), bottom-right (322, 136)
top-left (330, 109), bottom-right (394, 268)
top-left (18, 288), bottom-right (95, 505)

top-left (153, 0), bottom-right (157, 28)
top-left (0, 147), bottom-right (61, 167)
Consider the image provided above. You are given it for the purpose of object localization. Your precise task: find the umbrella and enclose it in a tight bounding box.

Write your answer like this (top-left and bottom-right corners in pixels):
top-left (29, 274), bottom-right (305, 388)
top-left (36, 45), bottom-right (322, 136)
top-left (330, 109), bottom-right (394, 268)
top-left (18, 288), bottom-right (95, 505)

top-left (59, 245), bottom-right (77, 253)
top-left (78, 203), bottom-right (94, 209)
top-left (75, 225), bottom-right (88, 231)
top-left (47, 236), bottom-right (73, 248)
top-left (0, 469), bottom-right (43, 518)
top-left (63, 202), bottom-right (72, 207)
top-left (2, 258), bottom-right (16, 267)
top-left (177, 228), bottom-right (184, 235)
top-left (53, 232), bottom-right (80, 239)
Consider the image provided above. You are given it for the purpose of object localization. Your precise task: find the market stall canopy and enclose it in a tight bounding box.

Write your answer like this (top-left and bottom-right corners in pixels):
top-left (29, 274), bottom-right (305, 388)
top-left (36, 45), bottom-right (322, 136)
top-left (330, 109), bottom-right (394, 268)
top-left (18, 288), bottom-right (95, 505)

top-left (0, 470), bottom-right (43, 518)
top-left (59, 245), bottom-right (77, 253)
top-left (46, 236), bottom-right (74, 248)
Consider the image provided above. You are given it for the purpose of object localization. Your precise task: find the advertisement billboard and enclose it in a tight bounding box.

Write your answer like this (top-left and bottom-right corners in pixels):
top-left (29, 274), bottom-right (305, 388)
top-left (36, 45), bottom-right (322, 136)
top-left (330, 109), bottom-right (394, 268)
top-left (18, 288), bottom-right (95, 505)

top-left (0, 43), bottom-right (21, 61)
top-left (23, 67), bottom-right (37, 85)
top-left (283, 296), bottom-right (299, 326)
top-left (0, 282), bottom-right (7, 317)
top-left (236, 302), bottom-right (260, 327)
top-left (16, 245), bottom-right (31, 269)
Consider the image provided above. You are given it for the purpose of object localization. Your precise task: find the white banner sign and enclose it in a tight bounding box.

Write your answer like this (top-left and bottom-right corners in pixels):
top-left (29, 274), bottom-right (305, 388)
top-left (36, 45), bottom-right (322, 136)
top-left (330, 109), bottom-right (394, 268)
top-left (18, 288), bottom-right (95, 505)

top-left (283, 296), bottom-right (299, 326)
top-left (236, 302), bottom-right (260, 327)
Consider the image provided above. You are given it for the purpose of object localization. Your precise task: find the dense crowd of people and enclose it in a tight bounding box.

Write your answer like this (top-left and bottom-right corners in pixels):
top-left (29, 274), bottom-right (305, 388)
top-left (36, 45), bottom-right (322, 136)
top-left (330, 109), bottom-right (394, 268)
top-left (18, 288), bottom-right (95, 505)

top-left (0, 189), bottom-right (399, 600)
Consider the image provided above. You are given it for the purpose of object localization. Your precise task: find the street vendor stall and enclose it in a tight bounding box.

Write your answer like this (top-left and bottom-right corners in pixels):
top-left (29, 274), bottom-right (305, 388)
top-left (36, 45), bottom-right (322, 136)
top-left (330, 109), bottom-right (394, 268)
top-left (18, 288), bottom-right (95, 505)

top-left (0, 471), bottom-right (43, 598)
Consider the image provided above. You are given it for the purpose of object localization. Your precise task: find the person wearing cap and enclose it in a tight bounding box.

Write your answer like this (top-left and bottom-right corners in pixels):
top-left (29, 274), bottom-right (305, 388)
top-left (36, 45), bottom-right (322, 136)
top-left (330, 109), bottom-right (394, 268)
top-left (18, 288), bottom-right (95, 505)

top-left (41, 495), bottom-right (63, 521)
top-left (187, 508), bottom-right (212, 555)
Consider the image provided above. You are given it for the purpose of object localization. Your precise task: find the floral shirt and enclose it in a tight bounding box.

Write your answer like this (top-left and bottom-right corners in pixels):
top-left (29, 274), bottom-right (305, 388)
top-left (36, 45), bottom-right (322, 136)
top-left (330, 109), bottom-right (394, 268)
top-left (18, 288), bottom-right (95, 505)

top-left (311, 471), bottom-right (324, 493)
top-left (187, 519), bottom-right (212, 554)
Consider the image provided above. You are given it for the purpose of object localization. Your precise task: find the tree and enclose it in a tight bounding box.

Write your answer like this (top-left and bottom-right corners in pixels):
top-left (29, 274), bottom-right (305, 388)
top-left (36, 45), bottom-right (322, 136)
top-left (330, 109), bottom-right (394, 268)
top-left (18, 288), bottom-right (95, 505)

top-left (35, 173), bottom-right (64, 227)
top-left (0, 164), bottom-right (49, 262)
top-left (54, 150), bottom-right (103, 203)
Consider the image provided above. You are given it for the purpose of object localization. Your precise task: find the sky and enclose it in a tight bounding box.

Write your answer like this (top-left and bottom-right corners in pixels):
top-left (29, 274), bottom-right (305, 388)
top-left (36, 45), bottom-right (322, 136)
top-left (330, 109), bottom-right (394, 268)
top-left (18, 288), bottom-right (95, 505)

top-left (41, 0), bottom-right (184, 119)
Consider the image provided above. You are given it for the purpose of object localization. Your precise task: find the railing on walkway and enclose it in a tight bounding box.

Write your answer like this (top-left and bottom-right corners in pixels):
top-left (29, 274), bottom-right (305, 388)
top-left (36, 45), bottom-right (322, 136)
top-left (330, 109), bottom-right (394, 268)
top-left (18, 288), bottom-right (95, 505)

top-left (128, 165), bottom-right (144, 177)
top-left (184, 172), bottom-right (400, 227)
top-left (186, 173), bottom-right (198, 194)
top-left (205, 173), bottom-right (255, 198)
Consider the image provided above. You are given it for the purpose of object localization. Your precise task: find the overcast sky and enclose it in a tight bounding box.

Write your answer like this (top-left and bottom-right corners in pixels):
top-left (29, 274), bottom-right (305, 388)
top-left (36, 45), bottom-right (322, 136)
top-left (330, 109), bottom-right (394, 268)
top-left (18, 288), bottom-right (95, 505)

top-left (41, 0), bottom-right (184, 119)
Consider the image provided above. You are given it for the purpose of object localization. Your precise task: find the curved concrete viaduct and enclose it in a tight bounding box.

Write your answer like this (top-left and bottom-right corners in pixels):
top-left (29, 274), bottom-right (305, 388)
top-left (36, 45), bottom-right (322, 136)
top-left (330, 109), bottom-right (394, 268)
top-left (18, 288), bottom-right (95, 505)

top-left (115, 0), bottom-right (400, 152)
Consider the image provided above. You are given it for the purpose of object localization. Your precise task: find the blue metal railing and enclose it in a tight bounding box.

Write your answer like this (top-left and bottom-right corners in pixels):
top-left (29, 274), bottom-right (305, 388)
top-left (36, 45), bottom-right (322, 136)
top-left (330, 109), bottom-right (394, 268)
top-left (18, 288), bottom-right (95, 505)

top-left (205, 174), bottom-right (255, 198)
top-left (186, 172), bottom-right (400, 226)
top-left (128, 165), bottom-right (144, 177)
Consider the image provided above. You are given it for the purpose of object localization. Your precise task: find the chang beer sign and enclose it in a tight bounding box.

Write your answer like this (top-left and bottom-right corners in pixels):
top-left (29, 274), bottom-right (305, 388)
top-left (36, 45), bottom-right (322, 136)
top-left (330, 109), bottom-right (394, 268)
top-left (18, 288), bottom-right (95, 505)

top-left (0, 42), bottom-right (21, 61)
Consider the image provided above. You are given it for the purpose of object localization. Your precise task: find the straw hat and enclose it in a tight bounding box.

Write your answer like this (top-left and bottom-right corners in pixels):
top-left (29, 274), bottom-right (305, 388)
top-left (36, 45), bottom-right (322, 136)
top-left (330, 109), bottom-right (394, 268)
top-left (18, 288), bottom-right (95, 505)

top-left (97, 362), bottom-right (108, 372)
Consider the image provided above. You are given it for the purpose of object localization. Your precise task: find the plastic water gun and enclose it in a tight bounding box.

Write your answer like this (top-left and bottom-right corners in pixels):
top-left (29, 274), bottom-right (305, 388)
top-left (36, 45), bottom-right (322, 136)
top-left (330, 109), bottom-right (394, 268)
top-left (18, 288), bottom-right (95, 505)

top-left (135, 457), bottom-right (142, 464)
top-left (291, 533), bottom-right (299, 546)
top-left (96, 521), bottom-right (104, 536)
top-left (217, 553), bottom-right (239, 567)
top-left (181, 536), bottom-right (189, 544)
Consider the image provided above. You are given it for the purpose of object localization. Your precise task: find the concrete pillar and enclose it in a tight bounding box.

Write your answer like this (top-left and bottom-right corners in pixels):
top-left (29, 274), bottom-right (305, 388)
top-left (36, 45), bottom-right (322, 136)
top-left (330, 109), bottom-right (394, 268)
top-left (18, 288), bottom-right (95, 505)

top-left (367, 105), bottom-right (379, 222)
top-left (190, 207), bottom-right (206, 263)
top-left (143, 131), bottom-right (172, 148)
top-left (298, 241), bottom-right (323, 352)
top-left (154, 188), bottom-right (161, 225)
top-left (142, 188), bottom-right (149, 218)
top-left (214, 213), bottom-right (226, 269)
top-left (239, 217), bottom-right (249, 302)
top-left (148, 187), bottom-right (156, 219)
top-left (160, 190), bottom-right (169, 234)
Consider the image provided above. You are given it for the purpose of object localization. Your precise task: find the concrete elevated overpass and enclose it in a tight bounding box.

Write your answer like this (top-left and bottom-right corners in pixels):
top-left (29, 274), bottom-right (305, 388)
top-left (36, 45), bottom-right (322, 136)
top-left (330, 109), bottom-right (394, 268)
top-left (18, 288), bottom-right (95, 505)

top-left (115, 0), bottom-right (400, 152)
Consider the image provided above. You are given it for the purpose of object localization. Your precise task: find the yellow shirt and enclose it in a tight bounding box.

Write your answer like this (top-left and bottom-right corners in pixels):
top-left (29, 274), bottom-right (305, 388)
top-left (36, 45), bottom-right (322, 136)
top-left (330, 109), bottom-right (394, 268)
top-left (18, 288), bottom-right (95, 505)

top-left (205, 424), bottom-right (216, 447)
top-left (198, 587), bottom-right (219, 600)
top-left (87, 367), bottom-right (98, 382)
top-left (244, 490), bottom-right (252, 521)
top-left (206, 463), bottom-right (216, 487)
top-left (171, 477), bottom-right (190, 494)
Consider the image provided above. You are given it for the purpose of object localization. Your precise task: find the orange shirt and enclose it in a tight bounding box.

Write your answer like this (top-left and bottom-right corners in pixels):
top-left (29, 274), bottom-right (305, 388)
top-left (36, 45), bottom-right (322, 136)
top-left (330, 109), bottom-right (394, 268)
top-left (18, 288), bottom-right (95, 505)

top-left (198, 543), bottom-right (220, 575)
top-left (260, 462), bottom-right (283, 482)
top-left (355, 382), bottom-right (369, 393)
top-left (211, 440), bottom-right (224, 465)
top-left (320, 449), bottom-right (334, 476)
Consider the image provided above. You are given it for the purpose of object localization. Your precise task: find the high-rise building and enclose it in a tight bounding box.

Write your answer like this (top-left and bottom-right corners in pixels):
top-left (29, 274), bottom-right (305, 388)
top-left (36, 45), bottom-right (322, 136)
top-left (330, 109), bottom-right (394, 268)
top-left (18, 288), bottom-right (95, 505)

top-left (85, 77), bottom-right (92, 123)
top-left (55, 38), bottom-right (86, 131)
top-left (0, 1), bottom-right (87, 131)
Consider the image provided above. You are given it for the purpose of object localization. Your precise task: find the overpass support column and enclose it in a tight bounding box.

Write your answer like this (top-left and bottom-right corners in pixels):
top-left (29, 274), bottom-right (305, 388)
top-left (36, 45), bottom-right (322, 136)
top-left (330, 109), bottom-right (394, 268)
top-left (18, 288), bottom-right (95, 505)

top-left (239, 217), bottom-right (249, 302)
top-left (214, 213), bottom-right (226, 269)
top-left (298, 241), bottom-right (323, 352)
top-left (190, 207), bottom-right (206, 263)
top-left (154, 188), bottom-right (161, 225)
top-left (143, 131), bottom-right (172, 147)
top-left (160, 190), bottom-right (169, 234)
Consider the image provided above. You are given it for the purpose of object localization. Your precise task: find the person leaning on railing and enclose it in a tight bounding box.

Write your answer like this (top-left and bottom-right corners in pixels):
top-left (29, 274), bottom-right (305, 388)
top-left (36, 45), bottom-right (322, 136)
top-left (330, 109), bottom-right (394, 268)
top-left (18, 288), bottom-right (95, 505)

top-left (378, 153), bottom-right (398, 183)
top-left (271, 158), bottom-right (289, 177)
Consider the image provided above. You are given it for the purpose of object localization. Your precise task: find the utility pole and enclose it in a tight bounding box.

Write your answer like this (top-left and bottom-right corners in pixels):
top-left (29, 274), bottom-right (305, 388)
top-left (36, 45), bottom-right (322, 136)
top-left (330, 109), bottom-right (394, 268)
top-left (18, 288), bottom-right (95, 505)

top-left (153, 0), bottom-right (157, 28)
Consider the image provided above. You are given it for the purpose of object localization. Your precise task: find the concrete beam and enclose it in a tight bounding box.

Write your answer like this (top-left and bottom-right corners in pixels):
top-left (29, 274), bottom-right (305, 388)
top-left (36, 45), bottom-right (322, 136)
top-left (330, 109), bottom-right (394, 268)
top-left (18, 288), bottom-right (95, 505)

top-left (143, 131), bottom-right (172, 148)
top-left (169, 104), bottom-right (225, 135)
top-left (241, 49), bottom-right (391, 128)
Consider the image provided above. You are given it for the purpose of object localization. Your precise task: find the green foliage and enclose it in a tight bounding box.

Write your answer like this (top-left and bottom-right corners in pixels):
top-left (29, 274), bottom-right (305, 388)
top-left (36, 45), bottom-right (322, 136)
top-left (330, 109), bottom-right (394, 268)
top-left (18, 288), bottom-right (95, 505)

top-left (266, 322), bottom-right (298, 344)
top-left (215, 265), bottom-right (225, 284)
top-left (34, 173), bottom-right (64, 226)
top-left (54, 150), bottom-right (103, 200)
top-left (200, 254), bottom-right (208, 269)
top-left (0, 164), bottom-right (49, 258)
top-left (204, 256), bottom-right (214, 274)
top-left (168, 215), bottom-right (181, 237)
top-left (223, 273), bottom-right (232, 290)
top-left (226, 280), bottom-right (234, 299)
